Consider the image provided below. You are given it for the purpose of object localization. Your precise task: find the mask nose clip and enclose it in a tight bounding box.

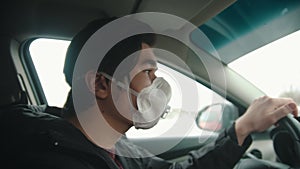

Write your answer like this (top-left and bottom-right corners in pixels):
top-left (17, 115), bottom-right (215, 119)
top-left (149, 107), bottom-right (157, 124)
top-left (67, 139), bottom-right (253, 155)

top-left (161, 105), bottom-right (171, 119)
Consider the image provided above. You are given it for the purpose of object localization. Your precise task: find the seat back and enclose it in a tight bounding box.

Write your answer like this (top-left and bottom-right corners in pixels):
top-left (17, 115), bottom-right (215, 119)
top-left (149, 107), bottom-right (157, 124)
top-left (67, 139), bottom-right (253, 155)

top-left (0, 35), bottom-right (27, 107)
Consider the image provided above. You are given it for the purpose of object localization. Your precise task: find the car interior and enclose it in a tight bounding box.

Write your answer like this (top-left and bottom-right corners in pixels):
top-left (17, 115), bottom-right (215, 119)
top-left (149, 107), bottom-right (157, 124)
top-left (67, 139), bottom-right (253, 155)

top-left (1, 0), bottom-right (300, 168)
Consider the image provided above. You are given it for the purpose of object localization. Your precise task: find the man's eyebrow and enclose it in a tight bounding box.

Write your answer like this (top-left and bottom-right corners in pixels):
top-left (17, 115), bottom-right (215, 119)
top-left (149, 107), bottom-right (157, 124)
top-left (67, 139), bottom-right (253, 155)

top-left (141, 59), bottom-right (157, 68)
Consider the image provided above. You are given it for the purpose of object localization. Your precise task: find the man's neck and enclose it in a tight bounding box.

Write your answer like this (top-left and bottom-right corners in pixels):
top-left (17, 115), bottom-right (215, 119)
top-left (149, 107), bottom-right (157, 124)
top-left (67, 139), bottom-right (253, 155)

top-left (67, 104), bottom-right (126, 150)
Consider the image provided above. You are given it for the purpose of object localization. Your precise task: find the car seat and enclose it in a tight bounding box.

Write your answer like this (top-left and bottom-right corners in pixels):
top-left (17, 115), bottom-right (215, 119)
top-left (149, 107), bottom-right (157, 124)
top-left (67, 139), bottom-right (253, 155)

top-left (0, 35), bottom-right (28, 108)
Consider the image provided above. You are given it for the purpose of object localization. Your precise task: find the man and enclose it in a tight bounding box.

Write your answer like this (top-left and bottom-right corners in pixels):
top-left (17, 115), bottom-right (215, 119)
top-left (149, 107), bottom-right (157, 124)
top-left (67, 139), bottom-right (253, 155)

top-left (1, 17), bottom-right (297, 169)
top-left (61, 17), bottom-right (298, 168)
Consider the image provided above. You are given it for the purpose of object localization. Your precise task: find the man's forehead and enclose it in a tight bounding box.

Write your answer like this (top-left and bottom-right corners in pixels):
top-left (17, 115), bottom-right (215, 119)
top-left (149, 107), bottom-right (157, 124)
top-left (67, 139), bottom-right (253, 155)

top-left (129, 46), bottom-right (158, 79)
top-left (137, 47), bottom-right (157, 66)
top-left (139, 43), bottom-right (157, 65)
top-left (139, 54), bottom-right (157, 67)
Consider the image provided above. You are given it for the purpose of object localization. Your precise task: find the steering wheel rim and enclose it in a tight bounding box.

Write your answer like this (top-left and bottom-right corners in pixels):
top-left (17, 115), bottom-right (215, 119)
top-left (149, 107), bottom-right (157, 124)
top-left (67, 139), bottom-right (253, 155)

top-left (271, 114), bottom-right (300, 168)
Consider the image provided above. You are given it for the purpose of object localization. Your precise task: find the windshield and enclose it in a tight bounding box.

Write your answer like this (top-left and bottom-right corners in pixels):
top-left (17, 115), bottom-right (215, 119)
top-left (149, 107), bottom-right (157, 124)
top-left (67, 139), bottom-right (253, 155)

top-left (229, 29), bottom-right (300, 104)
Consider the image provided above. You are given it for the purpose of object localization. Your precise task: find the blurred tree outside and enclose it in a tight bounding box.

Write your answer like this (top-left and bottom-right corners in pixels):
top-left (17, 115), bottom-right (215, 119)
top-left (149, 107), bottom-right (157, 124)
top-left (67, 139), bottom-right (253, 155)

top-left (279, 86), bottom-right (300, 105)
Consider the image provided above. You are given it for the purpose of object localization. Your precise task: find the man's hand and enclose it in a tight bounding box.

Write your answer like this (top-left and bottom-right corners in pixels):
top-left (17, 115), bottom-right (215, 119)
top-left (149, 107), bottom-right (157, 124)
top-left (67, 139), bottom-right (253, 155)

top-left (235, 96), bottom-right (298, 145)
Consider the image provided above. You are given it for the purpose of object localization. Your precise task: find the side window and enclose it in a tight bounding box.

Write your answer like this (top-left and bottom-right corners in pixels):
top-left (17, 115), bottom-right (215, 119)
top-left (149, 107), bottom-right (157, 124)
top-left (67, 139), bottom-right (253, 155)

top-left (29, 38), bottom-right (230, 138)
top-left (29, 39), bottom-right (70, 107)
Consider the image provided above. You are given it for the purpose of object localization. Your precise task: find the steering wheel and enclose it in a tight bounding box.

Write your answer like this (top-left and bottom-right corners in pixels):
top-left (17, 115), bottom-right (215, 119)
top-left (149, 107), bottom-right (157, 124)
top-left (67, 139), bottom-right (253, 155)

top-left (235, 114), bottom-right (300, 169)
top-left (270, 114), bottom-right (300, 168)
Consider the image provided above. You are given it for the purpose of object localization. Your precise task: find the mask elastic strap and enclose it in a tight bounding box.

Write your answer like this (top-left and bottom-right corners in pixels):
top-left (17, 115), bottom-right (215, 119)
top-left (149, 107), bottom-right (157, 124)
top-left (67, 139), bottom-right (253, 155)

top-left (100, 72), bottom-right (139, 116)
top-left (100, 72), bottom-right (139, 96)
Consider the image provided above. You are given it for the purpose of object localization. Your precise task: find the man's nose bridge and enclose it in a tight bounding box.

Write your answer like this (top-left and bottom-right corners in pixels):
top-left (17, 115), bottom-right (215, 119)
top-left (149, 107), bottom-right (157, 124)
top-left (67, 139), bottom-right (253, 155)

top-left (152, 71), bottom-right (158, 82)
top-left (152, 75), bottom-right (157, 83)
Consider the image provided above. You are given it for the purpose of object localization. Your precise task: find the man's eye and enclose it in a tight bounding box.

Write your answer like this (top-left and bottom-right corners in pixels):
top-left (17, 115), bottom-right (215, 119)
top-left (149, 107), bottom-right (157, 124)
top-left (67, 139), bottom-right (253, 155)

top-left (144, 70), bottom-right (151, 74)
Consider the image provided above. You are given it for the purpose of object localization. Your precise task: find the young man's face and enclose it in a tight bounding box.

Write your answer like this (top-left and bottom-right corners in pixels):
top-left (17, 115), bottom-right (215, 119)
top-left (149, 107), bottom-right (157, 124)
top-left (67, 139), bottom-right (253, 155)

top-left (105, 42), bottom-right (159, 126)
top-left (104, 42), bottom-right (171, 130)
top-left (128, 42), bottom-right (158, 109)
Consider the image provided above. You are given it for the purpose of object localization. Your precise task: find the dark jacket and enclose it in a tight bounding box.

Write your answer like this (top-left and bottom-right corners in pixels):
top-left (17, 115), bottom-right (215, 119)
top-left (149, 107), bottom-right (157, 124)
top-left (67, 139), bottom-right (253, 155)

top-left (0, 104), bottom-right (251, 169)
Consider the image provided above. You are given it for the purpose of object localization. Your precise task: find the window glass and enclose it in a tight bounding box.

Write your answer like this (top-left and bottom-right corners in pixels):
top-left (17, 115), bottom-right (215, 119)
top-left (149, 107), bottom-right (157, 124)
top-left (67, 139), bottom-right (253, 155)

top-left (29, 39), bottom-right (71, 107)
top-left (229, 30), bottom-right (300, 105)
top-left (29, 38), bottom-right (227, 138)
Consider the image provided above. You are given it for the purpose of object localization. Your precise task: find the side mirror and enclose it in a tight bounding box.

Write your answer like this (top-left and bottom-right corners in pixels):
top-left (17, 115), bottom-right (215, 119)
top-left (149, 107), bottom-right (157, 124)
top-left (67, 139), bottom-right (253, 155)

top-left (195, 102), bottom-right (239, 132)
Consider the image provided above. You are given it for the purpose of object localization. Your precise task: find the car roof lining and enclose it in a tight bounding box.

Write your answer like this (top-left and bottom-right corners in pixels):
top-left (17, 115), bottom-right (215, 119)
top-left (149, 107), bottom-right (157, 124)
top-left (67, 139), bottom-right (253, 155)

top-left (1, 0), bottom-right (236, 42)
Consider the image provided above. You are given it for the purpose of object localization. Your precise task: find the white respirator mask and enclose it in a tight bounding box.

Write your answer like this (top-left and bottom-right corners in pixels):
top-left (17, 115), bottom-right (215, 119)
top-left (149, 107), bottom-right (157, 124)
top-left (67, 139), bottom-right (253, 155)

top-left (101, 73), bottom-right (172, 129)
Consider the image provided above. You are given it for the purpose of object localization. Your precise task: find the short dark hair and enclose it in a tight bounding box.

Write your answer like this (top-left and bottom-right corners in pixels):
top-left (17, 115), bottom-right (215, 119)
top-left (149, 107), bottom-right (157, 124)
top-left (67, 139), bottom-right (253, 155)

top-left (62, 17), bottom-right (156, 118)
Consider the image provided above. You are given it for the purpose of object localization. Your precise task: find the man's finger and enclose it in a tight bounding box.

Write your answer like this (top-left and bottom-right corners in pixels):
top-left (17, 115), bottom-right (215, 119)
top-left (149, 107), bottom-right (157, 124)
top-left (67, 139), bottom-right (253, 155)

top-left (271, 97), bottom-right (294, 107)
top-left (273, 103), bottom-right (298, 122)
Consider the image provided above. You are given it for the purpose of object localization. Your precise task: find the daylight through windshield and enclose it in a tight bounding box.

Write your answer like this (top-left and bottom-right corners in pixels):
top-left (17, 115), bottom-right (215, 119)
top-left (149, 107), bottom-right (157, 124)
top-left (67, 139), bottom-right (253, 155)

top-left (229, 29), bottom-right (300, 105)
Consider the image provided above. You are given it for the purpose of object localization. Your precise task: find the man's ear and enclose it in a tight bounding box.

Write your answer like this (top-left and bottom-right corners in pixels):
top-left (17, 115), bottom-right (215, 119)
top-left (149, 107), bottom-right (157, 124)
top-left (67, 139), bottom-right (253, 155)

top-left (85, 71), bottom-right (110, 99)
